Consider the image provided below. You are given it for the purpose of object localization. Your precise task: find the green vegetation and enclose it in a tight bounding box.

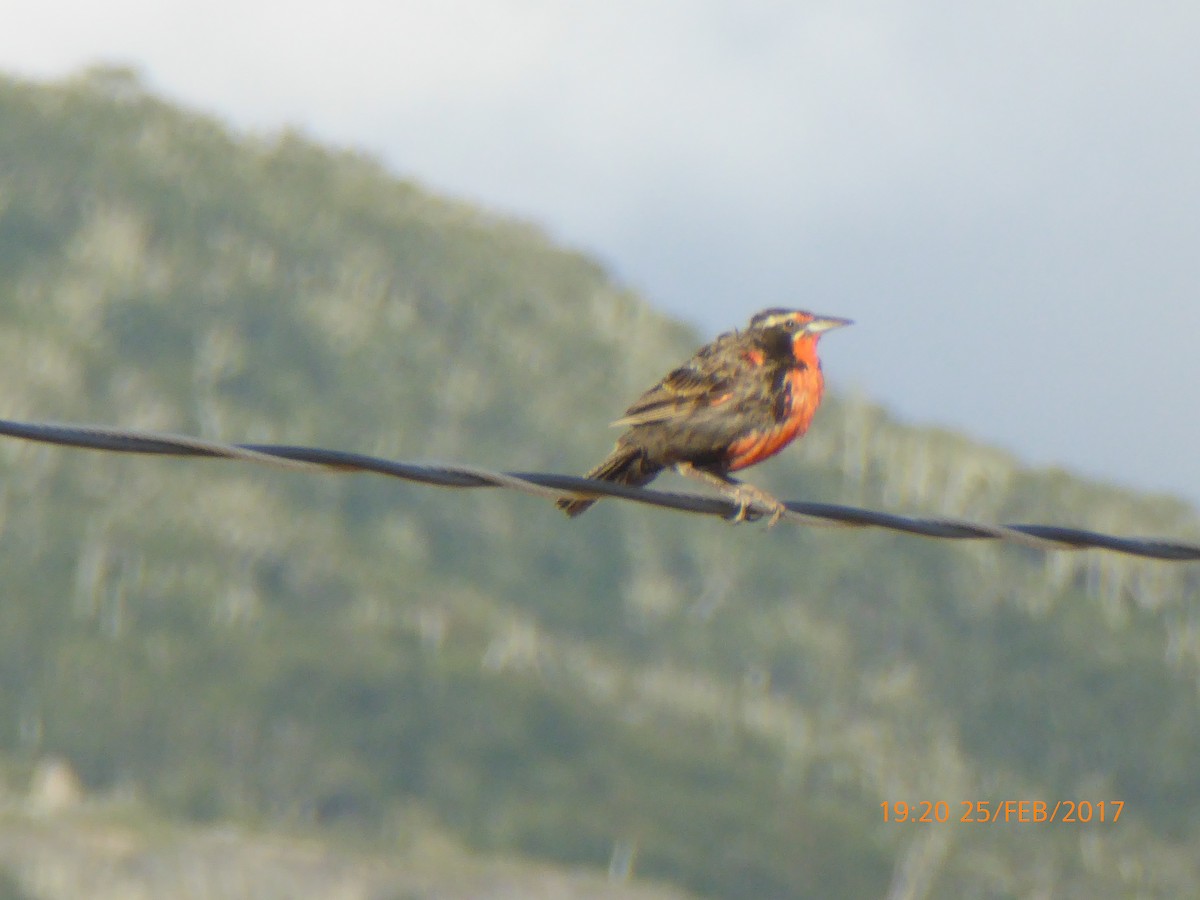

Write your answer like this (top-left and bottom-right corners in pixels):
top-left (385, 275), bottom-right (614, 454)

top-left (0, 66), bottom-right (1198, 897)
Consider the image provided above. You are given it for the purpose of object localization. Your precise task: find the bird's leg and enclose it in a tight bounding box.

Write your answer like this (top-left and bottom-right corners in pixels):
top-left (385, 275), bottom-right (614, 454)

top-left (726, 481), bottom-right (789, 527)
top-left (674, 462), bottom-right (788, 525)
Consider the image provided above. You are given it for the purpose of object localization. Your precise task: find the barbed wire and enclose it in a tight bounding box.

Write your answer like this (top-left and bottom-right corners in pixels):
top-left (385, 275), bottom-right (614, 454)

top-left (1, 417), bottom-right (1197, 561)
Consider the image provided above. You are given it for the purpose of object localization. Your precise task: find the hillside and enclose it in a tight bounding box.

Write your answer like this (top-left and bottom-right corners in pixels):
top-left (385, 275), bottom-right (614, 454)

top-left (0, 66), bottom-right (1198, 898)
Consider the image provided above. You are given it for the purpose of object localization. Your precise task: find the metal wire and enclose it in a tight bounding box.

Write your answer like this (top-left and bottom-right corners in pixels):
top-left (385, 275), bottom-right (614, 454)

top-left (1, 417), bottom-right (1197, 561)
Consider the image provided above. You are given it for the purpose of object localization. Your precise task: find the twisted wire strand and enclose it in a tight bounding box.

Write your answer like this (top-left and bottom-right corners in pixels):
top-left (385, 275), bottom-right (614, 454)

top-left (0, 417), bottom-right (1197, 561)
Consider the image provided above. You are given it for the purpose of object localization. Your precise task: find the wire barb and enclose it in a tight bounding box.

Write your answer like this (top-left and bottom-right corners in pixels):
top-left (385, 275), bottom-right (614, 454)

top-left (0, 417), bottom-right (1197, 561)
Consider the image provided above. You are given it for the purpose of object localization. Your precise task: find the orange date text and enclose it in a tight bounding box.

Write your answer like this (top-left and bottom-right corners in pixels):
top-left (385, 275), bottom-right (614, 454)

top-left (881, 800), bottom-right (1124, 824)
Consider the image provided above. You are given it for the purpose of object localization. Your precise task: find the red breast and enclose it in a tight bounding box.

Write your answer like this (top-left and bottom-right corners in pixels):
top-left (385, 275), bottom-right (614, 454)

top-left (725, 347), bottom-right (824, 471)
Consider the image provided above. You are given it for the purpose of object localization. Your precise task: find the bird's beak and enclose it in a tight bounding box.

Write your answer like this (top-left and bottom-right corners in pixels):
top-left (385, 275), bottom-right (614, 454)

top-left (803, 315), bottom-right (853, 335)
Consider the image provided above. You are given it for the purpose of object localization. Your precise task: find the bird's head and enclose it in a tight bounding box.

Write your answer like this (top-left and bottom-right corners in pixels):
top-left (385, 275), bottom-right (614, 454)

top-left (748, 309), bottom-right (854, 340)
top-left (748, 309), bottom-right (852, 351)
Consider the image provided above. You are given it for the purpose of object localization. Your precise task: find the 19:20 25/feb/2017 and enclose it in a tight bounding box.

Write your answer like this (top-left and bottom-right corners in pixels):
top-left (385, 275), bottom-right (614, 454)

top-left (881, 800), bottom-right (1123, 824)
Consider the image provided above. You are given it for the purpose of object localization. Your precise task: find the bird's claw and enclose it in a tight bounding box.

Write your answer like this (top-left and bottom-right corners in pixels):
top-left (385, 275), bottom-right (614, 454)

top-left (673, 462), bottom-right (787, 526)
top-left (726, 484), bottom-right (787, 527)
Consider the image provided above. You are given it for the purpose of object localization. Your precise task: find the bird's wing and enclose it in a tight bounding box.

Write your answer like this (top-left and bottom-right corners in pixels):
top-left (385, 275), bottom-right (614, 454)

top-left (611, 358), bottom-right (738, 428)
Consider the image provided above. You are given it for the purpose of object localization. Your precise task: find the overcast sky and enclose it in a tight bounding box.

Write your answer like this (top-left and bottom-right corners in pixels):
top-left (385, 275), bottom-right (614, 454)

top-left (5, 2), bottom-right (1200, 508)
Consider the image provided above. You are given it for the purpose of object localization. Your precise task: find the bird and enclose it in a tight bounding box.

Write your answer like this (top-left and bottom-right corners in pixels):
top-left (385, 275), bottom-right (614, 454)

top-left (557, 308), bottom-right (851, 522)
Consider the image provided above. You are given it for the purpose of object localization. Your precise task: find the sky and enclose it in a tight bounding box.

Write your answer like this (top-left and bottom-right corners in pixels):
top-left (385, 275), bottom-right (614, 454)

top-left (5, 1), bottom-right (1200, 508)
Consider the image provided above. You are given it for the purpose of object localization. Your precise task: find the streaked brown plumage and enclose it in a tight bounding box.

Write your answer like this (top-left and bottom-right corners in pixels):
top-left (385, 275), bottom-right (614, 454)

top-left (558, 308), bottom-right (851, 520)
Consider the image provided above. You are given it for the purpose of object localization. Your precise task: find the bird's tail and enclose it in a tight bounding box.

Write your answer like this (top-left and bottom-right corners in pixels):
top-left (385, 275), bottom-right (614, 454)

top-left (557, 445), bottom-right (662, 517)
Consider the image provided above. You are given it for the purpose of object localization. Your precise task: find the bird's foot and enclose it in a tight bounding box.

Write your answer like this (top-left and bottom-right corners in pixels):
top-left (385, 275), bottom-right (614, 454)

top-left (674, 463), bottom-right (787, 525)
top-left (724, 482), bottom-right (788, 526)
